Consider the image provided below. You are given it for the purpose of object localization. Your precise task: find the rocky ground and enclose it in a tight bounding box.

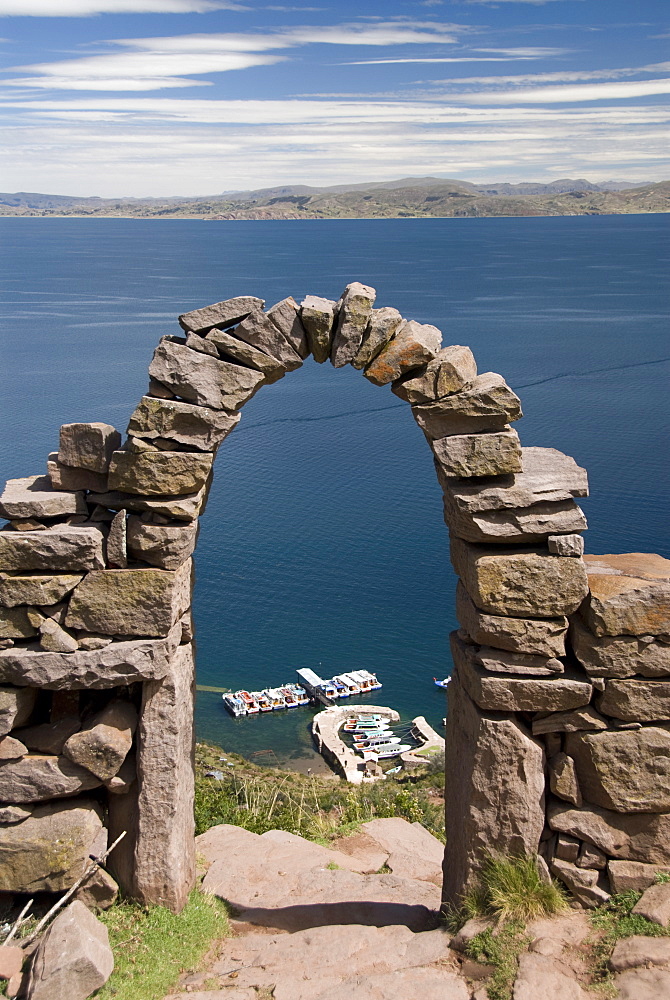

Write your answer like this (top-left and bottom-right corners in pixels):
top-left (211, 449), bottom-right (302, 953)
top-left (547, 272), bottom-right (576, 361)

top-left (163, 819), bottom-right (670, 1000)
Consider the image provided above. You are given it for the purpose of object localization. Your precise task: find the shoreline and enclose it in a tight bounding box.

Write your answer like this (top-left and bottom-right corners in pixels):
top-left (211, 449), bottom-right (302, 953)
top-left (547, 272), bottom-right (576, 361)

top-left (1, 209), bottom-right (668, 221)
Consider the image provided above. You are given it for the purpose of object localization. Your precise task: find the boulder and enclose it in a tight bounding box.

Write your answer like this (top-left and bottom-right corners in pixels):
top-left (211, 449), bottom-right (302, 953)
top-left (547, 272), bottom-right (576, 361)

top-left (47, 455), bottom-right (108, 493)
top-left (126, 516), bottom-right (198, 570)
top-left (331, 282), bottom-right (376, 367)
top-left (365, 319), bottom-right (442, 385)
top-left (178, 295), bottom-right (264, 333)
top-left (608, 860), bottom-right (670, 893)
top-left (443, 677), bottom-right (545, 906)
top-left (0, 754), bottom-right (101, 802)
top-left (15, 716), bottom-right (80, 755)
top-left (445, 498), bottom-right (587, 545)
top-left (451, 536), bottom-right (589, 618)
top-left (0, 686), bottom-right (36, 736)
top-left (107, 450), bottom-right (213, 497)
top-left (300, 295), bottom-right (337, 363)
top-left (204, 326), bottom-right (286, 381)
top-left (88, 486), bottom-right (206, 522)
top-left (233, 310), bottom-right (302, 370)
top-left (74, 867), bottom-right (119, 911)
top-left (267, 296), bottom-right (310, 358)
top-left (513, 952), bottom-right (589, 1000)
top-left (106, 510), bottom-right (126, 568)
top-left (549, 753), bottom-right (582, 806)
top-left (432, 429), bottom-right (522, 478)
top-left (352, 307), bottom-right (403, 370)
top-left (26, 900), bottom-right (114, 1000)
top-left (549, 858), bottom-right (609, 907)
top-left (0, 607), bottom-right (37, 640)
top-left (392, 345), bottom-right (477, 404)
top-left (38, 618), bottom-right (78, 653)
top-left (597, 679), bottom-right (670, 721)
top-left (64, 700), bottom-right (137, 781)
top-left (58, 423), bottom-right (121, 474)
top-left (0, 630), bottom-right (179, 689)
top-left (566, 729), bottom-right (670, 813)
top-left (440, 446), bottom-right (588, 516)
top-left (413, 373), bottom-right (522, 439)
top-left (454, 633), bottom-right (563, 677)
top-left (0, 571), bottom-right (83, 608)
top-left (0, 476), bottom-right (86, 521)
top-left (570, 618), bottom-right (670, 678)
top-left (548, 798), bottom-right (670, 863)
top-left (632, 883), bottom-right (670, 926)
top-left (0, 736), bottom-right (27, 760)
top-left (581, 553), bottom-right (670, 637)
top-left (531, 707), bottom-right (607, 735)
top-left (549, 534), bottom-right (585, 557)
top-left (456, 583), bottom-right (567, 657)
top-left (66, 560), bottom-right (191, 637)
top-left (127, 395), bottom-right (240, 452)
top-left (610, 935), bottom-right (670, 971)
top-left (148, 337), bottom-right (266, 411)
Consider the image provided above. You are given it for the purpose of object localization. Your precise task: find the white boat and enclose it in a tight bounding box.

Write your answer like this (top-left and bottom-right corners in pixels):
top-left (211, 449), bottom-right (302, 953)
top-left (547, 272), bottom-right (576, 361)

top-left (354, 736), bottom-right (402, 749)
top-left (289, 683), bottom-right (310, 706)
top-left (334, 673), bottom-right (361, 696)
top-left (222, 693), bottom-right (246, 717)
top-left (348, 727), bottom-right (391, 738)
top-left (238, 690), bottom-right (259, 714)
top-left (264, 688), bottom-right (287, 710)
top-left (362, 742), bottom-right (411, 759)
top-left (434, 677), bottom-right (451, 689)
top-left (280, 686), bottom-right (299, 708)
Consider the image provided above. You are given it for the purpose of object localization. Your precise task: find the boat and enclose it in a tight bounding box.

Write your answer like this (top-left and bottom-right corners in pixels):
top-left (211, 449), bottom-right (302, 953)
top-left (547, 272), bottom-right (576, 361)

top-left (238, 690), bottom-right (260, 714)
top-left (256, 691), bottom-right (273, 712)
top-left (358, 669), bottom-right (382, 690)
top-left (354, 736), bottom-right (402, 749)
top-left (331, 678), bottom-right (349, 698)
top-left (362, 743), bottom-right (412, 759)
top-left (348, 669), bottom-right (374, 692)
top-left (264, 688), bottom-right (286, 710)
top-left (280, 686), bottom-right (299, 708)
top-left (347, 726), bottom-right (391, 738)
top-left (334, 673), bottom-right (361, 696)
top-left (386, 765), bottom-right (402, 774)
top-left (289, 683), bottom-right (310, 706)
top-left (434, 677), bottom-right (452, 689)
top-left (222, 693), bottom-right (246, 717)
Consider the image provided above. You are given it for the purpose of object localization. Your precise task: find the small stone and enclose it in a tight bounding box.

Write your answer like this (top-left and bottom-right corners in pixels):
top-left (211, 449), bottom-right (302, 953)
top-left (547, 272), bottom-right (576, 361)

top-left (451, 536), bottom-right (589, 618)
top-left (149, 337), bottom-right (266, 411)
top-left (124, 435), bottom-right (159, 452)
top-left (128, 395), bottom-right (240, 452)
top-left (581, 553), bottom-right (670, 637)
top-left (456, 583), bottom-right (568, 657)
top-left (205, 326), bottom-right (286, 381)
top-left (331, 282), bottom-right (376, 367)
top-left (549, 534), bottom-right (585, 557)
top-left (569, 617), bottom-right (670, 678)
top-left (555, 833), bottom-right (580, 862)
top-left (392, 345), bottom-right (477, 403)
top-left (446, 498), bottom-right (587, 545)
top-left (26, 900), bottom-right (114, 1000)
top-left (0, 686), bottom-right (36, 737)
top-left (39, 618), bottom-right (79, 653)
top-left (0, 607), bottom-right (37, 640)
top-left (577, 842), bottom-right (607, 870)
top-left (64, 700), bottom-right (137, 781)
top-left (550, 754), bottom-right (582, 807)
top-left (178, 295), bottom-right (264, 333)
top-left (47, 455), bottom-right (109, 493)
top-left (267, 296), bottom-right (309, 358)
top-left (0, 946), bottom-right (23, 981)
top-left (450, 917), bottom-right (495, 952)
top-left (596, 679), bottom-right (670, 722)
top-left (59, 422), bottom-right (121, 474)
top-left (0, 754), bottom-right (101, 802)
top-left (15, 716), bottom-right (80, 754)
top-left (104, 751), bottom-right (136, 794)
top-left (74, 867), bottom-right (119, 911)
top-left (107, 450), bottom-right (213, 497)
top-left (147, 377), bottom-right (176, 399)
top-left (0, 736), bottom-right (27, 760)
top-left (413, 373), bottom-right (522, 438)
top-left (550, 858), bottom-right (610, 907)
top-left (76, 633), bottom-right (112, 651)
top-left (432, 429), bottom-right (522, 478)
top-left (88, 485), bottom-right (206, 523)
top-left (300, 295), bottom-right (337, 363)
top-left (89, 505), bottom-right (115, 522)
top-left (608, 860), bottom-right (670, 893)
top-left (233, 309), bottom-right (302, 370)
top-left (66, 561), bottom-right (191, 638)
top-left (7, 518), bottom-right (46, 531)
top-left (365, 318), bottom-right (442, 385)
top-left (106, 510), bottom-right (127, 568)
top-left (531, 707), bottom-right (607, 735)
top-left (632, 883), bottom-right (670, 926)
top-left (0, 804), bottom-right (31, 823)
top-left (0, 476), bottom-right (86, 521)
top-left (610, 935), bottom-right (670, 972)
top-left (0, 571), bottom-right (83, 608)
top-left (126, 517), bottom-right (198, 570)
top-left (184, 330), bottom-right (219, 357)
top-left (352, 307), bottom-right (403, 370)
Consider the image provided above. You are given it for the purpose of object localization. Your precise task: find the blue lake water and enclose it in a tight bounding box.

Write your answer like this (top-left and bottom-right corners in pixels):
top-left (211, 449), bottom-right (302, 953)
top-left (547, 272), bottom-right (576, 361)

top-left (0, 216), bottom-right (668, 769)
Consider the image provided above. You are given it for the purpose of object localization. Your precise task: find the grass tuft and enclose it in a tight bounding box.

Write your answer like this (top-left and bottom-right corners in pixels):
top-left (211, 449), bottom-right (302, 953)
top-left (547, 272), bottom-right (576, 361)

top-left (96, 888), bottom-right (229, 1000)
top-left (460, 854), bottom-right (568, 924)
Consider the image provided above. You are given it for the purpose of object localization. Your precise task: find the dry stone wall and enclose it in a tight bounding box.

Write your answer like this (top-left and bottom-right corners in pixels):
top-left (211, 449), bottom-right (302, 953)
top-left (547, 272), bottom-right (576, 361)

top-left (0, 282), bottom-right (667, 914)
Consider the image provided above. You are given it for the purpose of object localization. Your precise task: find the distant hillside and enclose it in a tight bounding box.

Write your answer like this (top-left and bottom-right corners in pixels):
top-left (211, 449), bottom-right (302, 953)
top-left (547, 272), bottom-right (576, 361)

top-left (0, 177), bottom-right (667, 220)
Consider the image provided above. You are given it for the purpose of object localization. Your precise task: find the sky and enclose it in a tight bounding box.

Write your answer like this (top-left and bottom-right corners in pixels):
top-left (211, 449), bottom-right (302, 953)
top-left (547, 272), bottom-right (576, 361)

top-left (0, 0), bottom-right (668, 196)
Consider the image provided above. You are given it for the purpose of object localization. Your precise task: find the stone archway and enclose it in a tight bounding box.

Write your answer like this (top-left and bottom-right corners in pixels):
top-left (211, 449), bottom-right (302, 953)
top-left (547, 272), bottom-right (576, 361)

top-left (1, 283), bottom-right (668, 914)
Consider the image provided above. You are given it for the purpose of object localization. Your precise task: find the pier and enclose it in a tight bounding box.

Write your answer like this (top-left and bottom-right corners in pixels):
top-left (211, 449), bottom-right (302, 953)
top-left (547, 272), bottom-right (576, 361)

top-left (311, 705), bottom-right (401, 784)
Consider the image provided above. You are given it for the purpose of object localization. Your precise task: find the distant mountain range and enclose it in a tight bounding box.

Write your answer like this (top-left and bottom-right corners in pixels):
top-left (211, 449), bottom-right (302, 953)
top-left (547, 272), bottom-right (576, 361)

top-left (1, 177), bottom-right (667, 219)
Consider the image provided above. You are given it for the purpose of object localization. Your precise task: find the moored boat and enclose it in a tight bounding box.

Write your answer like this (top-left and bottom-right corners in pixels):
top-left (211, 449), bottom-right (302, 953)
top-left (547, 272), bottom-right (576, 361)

top-left (353, 735), bottom-right (402, 749)
top-left (362, 742), bottom-right (411, 759)
top-left (280, 686), bottom-right (299, 707)
top-left (238, 690), bottom-right (260, 714)
top-left (222, 693), bottom-right (246, 717)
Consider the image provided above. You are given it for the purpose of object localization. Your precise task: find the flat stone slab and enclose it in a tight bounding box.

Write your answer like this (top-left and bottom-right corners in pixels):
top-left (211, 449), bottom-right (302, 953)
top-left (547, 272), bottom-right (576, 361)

top-left (597, 679), bottom-right (670, 721)
top-left (614, 968), bottom-right (670, 999)
top-left (513, 952), bottom-right (589, 999)
top-left (127, 395), bottom-right (240, 451)
top-left (456, 583), bottom-right (567, 657)
top-left (0, 524), bottom-right (105, 572)
top-left (0, 475), bottom-right (86, 520)
top-left (0, 753), bottom-right (101, 802)
top-left (433, 428), bottom-right (522, 478)
top-left (610, 935), bottom-right (670, 971)
top-left (446, 498), bottom-right (587, 545)
top-left (59, 422), bottom-right (120, 474)
top-left (126, 517), bottom-right (198, 570)
top-left (608, 860), bottom-right (670, 893)
top-left (567, 728), bottom-right (670, 813)
top-left (581, 552), bottom-right (670, 636)
top-left (358, 818), bottom-right (444, 882)
top-left (107, 450), bottom-right (213, 497)
top-left (570, 617), bottom-right (670, 678)
top-left (149, 337), bottom-right (266, 411)
top-left (178, 295), bottom-right (264, 333)
top-left (632, 882), bottom-right (670, 926)
top-left (413, 372), bottom-right (521, 439)
top-left (88, 486), bottom-right (206, 522)
top-left (548, 798), bottom-right (670, 864)
top-left (0, 571), bottom-right (83, 608)
top-left (26, 899), bottom-right (114, 1000)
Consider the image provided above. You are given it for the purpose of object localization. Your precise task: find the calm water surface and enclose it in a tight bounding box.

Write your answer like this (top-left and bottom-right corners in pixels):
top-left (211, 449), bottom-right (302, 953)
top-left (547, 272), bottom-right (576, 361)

top-left (0, 216), bottom-right (668, 767)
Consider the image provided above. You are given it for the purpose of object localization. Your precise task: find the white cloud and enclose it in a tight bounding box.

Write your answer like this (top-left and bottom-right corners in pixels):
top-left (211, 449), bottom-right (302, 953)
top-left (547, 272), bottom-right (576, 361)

top-left (458, 78), bottom-right (670, 104)
top-left (0, 1), bottom-right (245, 15)
top-left (427, 62), bottom-right (670, 88)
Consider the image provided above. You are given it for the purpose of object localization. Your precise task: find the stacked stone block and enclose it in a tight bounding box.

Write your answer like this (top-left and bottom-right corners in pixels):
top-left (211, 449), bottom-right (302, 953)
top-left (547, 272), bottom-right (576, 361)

top-left (0, 280), bottom-right (666, 916)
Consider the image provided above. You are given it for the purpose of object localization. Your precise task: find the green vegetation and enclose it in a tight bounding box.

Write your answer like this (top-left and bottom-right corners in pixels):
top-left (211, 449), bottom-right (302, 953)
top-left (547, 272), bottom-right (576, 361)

top-left (455, 854), bottom-right (568, 926)
top-left (466, 921), bottom-right (530, 1000)
top-left (194, 741), bottom-right (445, 843)
top-left (97, 888), bottom-right (229, 1000)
